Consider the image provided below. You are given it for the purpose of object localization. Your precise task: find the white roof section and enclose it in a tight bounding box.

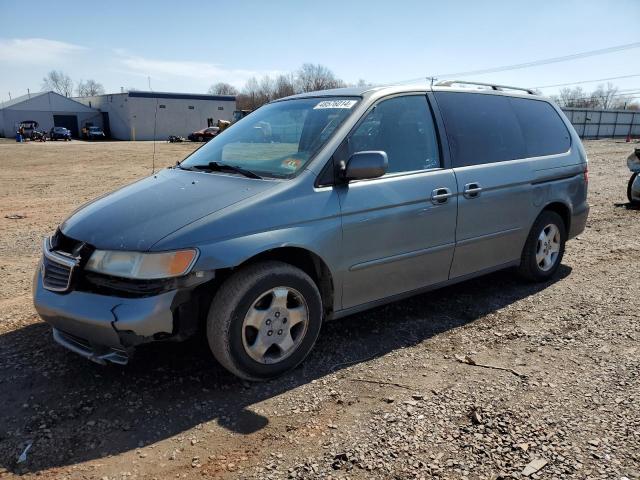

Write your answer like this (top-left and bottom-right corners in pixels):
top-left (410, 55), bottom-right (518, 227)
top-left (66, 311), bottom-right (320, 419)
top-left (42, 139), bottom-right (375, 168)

top-left (0, 91), bottom-right (48, 109)
top-left (0, 91), bottom-right (98, 112)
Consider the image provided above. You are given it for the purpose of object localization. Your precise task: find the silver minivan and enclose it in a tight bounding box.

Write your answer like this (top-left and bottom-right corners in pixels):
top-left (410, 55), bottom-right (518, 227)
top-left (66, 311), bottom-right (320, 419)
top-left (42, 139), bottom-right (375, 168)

top-left (33, 81), bottom-right (589, 380)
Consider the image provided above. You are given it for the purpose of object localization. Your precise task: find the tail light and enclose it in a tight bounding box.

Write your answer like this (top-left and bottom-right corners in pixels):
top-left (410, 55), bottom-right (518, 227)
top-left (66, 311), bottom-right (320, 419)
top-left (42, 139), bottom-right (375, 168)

top-left (583, 166), bottom-right (589, 184)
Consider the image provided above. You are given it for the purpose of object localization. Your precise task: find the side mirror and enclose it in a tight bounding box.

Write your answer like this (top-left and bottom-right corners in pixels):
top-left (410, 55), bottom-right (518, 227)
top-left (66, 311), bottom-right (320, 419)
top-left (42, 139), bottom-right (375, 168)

top-left (343, 151), bottom-right (388, 181)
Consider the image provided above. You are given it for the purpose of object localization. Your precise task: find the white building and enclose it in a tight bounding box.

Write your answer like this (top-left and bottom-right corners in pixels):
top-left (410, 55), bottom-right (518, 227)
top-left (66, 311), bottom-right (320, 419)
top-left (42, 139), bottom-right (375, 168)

top-left (0, 91), bottom-right (103, 138)
top-left (75, 91), bottom-right (236, 140)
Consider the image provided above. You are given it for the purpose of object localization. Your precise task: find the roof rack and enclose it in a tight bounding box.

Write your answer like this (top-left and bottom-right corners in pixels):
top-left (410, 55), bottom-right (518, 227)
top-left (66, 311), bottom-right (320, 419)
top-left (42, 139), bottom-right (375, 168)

top-left (435, 80), bottom-right (537, 95)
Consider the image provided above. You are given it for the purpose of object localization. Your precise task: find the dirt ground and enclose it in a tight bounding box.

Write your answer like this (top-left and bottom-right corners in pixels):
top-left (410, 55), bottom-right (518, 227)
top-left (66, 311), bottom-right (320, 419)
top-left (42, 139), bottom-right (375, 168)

top-left (0, 138), bottom-right (638, 480)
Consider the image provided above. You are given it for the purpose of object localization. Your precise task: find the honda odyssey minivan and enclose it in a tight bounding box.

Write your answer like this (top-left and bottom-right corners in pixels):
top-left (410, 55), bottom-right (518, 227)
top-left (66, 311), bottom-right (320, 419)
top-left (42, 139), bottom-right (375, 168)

top-left (34, 81), bottom-right (589, 380)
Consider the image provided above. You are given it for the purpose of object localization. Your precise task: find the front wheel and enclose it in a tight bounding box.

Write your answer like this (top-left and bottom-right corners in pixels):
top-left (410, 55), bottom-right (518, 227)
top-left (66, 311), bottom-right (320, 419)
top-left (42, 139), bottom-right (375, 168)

top-left (206, 261), bottom-right (323, 381)
top-left (518, 210), bottom-right (566, 282)
top-left (628, 173), bottom-right (639, 204)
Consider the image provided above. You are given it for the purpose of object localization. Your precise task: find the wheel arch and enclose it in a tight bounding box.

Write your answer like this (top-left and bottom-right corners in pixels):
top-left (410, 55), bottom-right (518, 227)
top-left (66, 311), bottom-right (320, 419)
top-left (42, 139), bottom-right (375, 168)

top-left (541, 201), bottom-right (571, 233)
top-left (216, 246), bottom-right (335, 318)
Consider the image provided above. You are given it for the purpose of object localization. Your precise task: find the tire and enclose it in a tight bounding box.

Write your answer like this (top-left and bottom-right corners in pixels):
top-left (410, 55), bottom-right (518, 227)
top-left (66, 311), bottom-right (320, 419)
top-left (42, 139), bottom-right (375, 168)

top-left (518, 210), bottom-right (566, 282)
top-left (206, 261), bottom-right (323, 381)
top-left (628, 173), bottom-right (639, 204)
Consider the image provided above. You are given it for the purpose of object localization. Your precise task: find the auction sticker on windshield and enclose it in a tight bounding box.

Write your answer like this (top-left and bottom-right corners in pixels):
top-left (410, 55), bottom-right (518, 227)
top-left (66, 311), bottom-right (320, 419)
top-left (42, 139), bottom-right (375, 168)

top-left (314, 100), bottom-right (358, 109)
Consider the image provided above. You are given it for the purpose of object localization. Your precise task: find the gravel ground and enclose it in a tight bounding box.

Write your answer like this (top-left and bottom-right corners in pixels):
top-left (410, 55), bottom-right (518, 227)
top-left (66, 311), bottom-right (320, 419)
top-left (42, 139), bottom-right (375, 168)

top-left (0, 138), bottom-right (638, 480)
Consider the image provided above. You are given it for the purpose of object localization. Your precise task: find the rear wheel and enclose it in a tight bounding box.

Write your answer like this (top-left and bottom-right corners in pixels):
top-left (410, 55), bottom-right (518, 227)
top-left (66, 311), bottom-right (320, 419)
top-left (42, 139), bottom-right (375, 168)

top-left (628, 173), bottom-right (639, 204)
top-left (518, 210), bottom-right (566, 282)
top-left (197, 136), bottom-right (204, 142)
top-left (206, 261), bottom-right (323, 381)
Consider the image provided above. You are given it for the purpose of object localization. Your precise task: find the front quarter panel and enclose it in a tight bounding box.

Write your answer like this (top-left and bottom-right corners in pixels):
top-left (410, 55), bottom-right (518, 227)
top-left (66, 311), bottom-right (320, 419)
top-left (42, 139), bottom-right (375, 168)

top-left (151, 171), bottom-right (344, 309)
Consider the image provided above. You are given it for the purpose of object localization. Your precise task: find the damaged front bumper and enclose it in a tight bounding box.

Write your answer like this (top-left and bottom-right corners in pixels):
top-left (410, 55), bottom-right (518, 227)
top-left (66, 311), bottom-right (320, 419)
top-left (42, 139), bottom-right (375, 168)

top-left (33, 267), bottom-right (191, 365)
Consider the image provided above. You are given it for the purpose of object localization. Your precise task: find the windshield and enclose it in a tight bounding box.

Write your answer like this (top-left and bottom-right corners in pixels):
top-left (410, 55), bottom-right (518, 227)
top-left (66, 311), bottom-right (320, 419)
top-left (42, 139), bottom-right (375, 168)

top-left (180, 97), bottom-right (359, 178)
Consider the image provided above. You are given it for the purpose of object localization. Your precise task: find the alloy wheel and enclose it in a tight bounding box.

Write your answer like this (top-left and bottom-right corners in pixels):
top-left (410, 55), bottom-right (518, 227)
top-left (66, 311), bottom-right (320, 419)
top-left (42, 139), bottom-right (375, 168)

top-left (241, 287), bottom-right (309, 364)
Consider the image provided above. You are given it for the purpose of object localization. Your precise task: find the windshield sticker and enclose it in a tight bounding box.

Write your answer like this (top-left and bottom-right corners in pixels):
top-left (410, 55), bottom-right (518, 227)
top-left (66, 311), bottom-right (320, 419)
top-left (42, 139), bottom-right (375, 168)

top-left (313, 100), bottom-right (357, 110)
top-left (282, 158), bottom-right (302, 170)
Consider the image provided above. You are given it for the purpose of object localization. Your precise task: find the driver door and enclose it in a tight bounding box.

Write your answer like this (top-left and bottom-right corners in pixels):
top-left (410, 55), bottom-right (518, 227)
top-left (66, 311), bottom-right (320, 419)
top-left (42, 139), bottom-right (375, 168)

top-left (337, 95), bottom-right (457, 309)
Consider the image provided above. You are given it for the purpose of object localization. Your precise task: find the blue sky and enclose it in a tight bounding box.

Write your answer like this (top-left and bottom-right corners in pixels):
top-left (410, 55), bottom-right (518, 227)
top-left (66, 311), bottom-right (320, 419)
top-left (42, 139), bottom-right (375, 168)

top-left (1, 0), bottom-right (639, 102)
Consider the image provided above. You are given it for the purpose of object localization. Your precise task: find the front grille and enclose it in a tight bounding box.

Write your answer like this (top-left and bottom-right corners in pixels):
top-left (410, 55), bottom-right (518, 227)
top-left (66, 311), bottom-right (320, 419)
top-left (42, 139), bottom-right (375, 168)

top-left (42, 255), bottom-right (74, 291)
top-left (42, 236), bottom-right (79, 292)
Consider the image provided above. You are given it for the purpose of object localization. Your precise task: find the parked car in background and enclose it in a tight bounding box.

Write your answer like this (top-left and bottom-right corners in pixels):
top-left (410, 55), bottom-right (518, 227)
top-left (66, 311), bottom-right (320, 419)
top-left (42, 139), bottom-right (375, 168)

top-left (33, 81), bottom-right (589, 381)
top-left (19, 120), bottom-right (39, 139)
top-left (82, 126), bottom-right (106, 140)
top-left (188, 126), bottom-right (220, 142)
top-left (233, 109), bottom-right (252, 122)
top-left (49, 127), bottom-right (72, 141)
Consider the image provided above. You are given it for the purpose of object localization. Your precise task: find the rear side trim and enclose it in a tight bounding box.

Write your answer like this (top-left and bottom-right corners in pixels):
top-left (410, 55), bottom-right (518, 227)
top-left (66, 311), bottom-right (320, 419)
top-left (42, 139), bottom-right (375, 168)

top-left (349, 243), bottom-right (454, 271)
top-left (331, 260), bottom-right (519, 321)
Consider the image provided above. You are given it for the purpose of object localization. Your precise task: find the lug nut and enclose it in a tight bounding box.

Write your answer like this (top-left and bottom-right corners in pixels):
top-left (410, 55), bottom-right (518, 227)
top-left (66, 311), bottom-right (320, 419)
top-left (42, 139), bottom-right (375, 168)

top-left (267, 330), bottom-right (273, 336)
top-left (275, 311), bottom-right (280, 318)
top-left (277, 329), bottom-right (283, 335)
top-left (266, 319), bottom-right (271, 325)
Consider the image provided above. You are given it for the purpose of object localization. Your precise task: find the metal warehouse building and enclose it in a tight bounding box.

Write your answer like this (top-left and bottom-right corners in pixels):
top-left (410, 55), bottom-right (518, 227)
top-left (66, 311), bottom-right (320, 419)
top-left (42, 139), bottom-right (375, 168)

top-left (0, 91), bottom-right (103, 138)
top-left (75, 91), bottom-right (236, 140)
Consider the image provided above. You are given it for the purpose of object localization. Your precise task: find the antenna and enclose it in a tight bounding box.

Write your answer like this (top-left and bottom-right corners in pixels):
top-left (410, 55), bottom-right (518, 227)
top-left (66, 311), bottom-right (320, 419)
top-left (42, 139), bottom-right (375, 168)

top-left (148, 76), bottom-right (159, 174)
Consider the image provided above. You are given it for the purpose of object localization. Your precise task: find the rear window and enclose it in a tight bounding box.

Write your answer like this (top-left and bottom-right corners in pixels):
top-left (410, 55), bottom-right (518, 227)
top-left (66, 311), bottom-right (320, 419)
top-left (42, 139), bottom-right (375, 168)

top-left (509, 97), bottom-right (570, 157)
top-left (434, 92), bottom-right (525, 167)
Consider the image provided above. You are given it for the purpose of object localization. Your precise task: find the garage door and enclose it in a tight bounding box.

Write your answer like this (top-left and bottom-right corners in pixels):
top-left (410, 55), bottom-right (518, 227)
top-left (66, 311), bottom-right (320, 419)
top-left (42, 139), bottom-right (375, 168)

top-left (53, 115), bottom-right (79, 138)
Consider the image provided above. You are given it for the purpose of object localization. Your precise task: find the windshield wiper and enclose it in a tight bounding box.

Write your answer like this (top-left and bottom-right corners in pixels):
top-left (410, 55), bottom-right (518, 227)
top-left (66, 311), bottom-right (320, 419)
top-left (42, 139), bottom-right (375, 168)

top-left (180, 161), bottom-right (262, 179)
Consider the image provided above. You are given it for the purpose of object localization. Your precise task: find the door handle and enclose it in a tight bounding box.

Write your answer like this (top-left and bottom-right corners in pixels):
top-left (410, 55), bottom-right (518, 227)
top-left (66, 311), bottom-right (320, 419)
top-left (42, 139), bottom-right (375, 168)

top-left (431, 187), bottom-right (453, 205)
top-left (463, 182), bottom-right (483, 199)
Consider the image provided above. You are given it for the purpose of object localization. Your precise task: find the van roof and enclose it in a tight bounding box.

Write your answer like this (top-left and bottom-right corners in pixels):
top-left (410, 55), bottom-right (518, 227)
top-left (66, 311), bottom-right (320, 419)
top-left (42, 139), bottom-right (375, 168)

top-left (278, 81), bottom-right (545, 102)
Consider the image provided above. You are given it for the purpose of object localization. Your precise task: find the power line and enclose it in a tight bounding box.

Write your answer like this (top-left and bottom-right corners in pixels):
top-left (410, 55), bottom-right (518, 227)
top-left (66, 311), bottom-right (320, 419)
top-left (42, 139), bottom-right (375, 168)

top-left (534, 74), bottom-right (640, 89)
top-left (433, 42), bottom-right (640, 79)
top-left (391, 42), bottom-right (640, 85)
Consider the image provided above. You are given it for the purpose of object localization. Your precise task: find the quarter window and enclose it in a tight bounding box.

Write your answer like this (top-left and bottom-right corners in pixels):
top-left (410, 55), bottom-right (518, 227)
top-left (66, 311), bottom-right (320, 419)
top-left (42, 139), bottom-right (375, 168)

top-left (348, 95), bottom-right (441, 173)
top-left (509, 97), bottom-right (570, 157)
top-left (435, 92), bottom-right (526, 167)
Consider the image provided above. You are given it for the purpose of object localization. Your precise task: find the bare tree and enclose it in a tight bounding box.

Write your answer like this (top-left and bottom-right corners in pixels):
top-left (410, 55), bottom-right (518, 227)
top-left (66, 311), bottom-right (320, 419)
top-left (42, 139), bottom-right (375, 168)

top-left (257, 76), bottom-right (276, 104)
top-left (208, 82), bottom-right (238, 96)
top-left (239, 77), bottom-right (262, 110)
top-left (42, 70), bottom-right (74, 97)
top-left (236, 64), bottom-right (348, 110)
top-left (590, 82), bottom-right (618, 109)
top-left (273, 74), bottom-right (296, 99)
top-left (553, 86), bottom-right (596, 108)
top-left (76, 79), bottom-right (105, 97)
top-left (296, 63), bottom-right (345, 93)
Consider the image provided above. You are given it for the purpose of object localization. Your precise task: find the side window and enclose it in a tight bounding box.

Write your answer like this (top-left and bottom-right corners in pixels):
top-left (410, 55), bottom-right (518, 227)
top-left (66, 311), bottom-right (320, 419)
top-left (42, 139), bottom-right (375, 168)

top-left (348, 95), bottom-right (440, 173)
top-left (509, 98), bottom-right (571, 157)
top-left (435, 92), bottom-right (526, 167)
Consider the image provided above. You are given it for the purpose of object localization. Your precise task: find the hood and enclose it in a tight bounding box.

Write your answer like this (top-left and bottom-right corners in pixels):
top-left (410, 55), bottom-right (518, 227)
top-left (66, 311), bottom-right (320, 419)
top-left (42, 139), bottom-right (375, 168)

top-left (60, 168), bottom-right (277, 251)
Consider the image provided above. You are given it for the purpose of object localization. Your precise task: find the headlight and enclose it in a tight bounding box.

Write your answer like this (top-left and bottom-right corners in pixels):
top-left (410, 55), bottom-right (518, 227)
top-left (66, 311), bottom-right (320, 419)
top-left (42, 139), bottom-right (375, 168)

top-left (85, 249), bottom-right (198, 279)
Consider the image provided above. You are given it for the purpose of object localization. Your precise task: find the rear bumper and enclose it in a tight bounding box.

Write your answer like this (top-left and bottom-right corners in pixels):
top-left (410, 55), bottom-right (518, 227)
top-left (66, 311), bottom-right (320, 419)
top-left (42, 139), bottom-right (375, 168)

top-left (33, 267), bottom-right (180, 364)
top-left (569, 203), bottom-right (589, 239)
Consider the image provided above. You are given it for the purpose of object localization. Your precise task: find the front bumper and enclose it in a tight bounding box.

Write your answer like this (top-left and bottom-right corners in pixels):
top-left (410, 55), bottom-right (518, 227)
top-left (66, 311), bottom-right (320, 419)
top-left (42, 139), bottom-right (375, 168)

top-left (33, 267), bottom-right (179, 365)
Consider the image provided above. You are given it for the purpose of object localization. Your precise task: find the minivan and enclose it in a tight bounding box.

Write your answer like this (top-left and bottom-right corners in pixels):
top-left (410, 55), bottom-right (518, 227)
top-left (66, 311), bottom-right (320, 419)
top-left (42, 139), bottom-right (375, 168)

top-left (33, 81), bottom-right (589, 380)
